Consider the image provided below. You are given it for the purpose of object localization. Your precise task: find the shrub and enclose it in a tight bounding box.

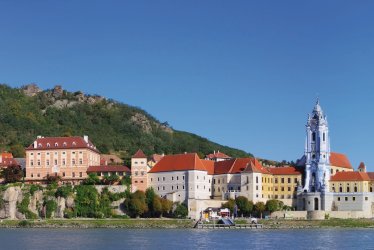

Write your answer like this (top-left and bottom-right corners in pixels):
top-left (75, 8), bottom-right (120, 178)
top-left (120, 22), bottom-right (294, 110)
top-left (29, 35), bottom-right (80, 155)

top-left (254, 202), bottom-right (266, 218)
top-left (64, 208), bottom-right (75, 219)
top-left (29, 185), bottom-right (42, 196)
top-left (102, 174), bottom-right (120, 185)
top-left (2, 165), bottom-right (23, 183)
top-left (235, 196), bottom-right (253, 217)
top-left (221, 199), bottom-right (236, 213)
top-left (173, 203), bottom-right (188, 218)
top-left (55, 185), bottom-right (73, 198)
top-left (45, 199), bottom-right (57, 219)
top-left (83, 173), bottom-right (100, 185)
top-left (17, 194), bottom-right (38, 219)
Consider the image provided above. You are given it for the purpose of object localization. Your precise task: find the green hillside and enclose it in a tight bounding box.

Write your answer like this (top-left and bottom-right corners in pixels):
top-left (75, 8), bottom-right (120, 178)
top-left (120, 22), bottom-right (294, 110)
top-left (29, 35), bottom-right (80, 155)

top-left (0, 84), bottom-right (252, 160)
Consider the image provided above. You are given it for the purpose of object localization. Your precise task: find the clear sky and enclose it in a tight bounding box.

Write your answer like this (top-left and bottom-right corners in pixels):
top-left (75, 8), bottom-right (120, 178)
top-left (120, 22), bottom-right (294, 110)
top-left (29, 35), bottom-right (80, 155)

top-left (1, 1), bottom-right (374, 170)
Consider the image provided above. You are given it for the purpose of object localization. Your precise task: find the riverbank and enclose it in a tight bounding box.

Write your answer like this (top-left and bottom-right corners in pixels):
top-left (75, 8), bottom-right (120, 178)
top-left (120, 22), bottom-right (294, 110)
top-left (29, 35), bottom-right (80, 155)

top-left (262, 218), bottom-right (374, 229)
top-left (1, 218), bottom-right (374, 229)
top-left (0, 218), bottom-right (195, 229)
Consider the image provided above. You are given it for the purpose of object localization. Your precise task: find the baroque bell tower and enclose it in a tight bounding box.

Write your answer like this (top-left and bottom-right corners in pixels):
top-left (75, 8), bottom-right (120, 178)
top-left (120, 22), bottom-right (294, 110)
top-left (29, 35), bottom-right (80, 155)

top-left (303, 99), bottom-right (331, 192)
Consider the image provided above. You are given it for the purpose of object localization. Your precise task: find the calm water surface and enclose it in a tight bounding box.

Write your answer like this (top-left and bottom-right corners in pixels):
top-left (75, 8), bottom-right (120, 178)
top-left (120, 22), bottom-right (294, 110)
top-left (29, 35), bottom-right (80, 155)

top-left (1, 228), bottom-right (373, 250)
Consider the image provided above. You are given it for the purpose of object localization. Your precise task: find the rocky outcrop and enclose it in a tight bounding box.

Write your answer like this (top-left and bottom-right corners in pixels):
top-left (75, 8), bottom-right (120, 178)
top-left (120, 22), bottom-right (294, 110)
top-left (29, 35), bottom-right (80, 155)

top-left (29, 190), bottom-right (43, 215)
top-left (56, 197), bottom-right (66, 218)
top-left (66, 196), bottom-right (75, 209)
top-left (0, 187), bottom-right (23, 219)
top-left (21, 84), bottom-right (42, 97)
top-left (131, 113), bottom-right (153, 133)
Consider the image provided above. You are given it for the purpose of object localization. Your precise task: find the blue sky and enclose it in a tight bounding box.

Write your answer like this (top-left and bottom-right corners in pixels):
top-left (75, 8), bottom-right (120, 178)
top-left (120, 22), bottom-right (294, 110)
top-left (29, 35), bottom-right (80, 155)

top-left (1, 1), bottom-right (374, 170)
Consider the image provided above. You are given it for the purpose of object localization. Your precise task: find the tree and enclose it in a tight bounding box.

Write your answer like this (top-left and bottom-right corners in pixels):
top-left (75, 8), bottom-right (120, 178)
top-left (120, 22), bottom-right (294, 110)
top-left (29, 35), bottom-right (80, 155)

top-left (46, 175), bottom-right (61, 185)
top-left (152, 197), bottom-right (162, 217)
top-left (161, 198), bottom-right (173, 216)
top-left (124, 190), bottom-right (148, 218)
top-left (83, 173), bottom-right (101, 185)
top-left (10, 144), bottom-right (25, 158)
top-left (173, 203), bottom-right (188, 218)
top-left (254, 201), bottom-right (266, 218)
top-left (235, 196), bottom-right (253, 217)
top-left (266, 199), bottom-right (280, 213)
top-left (1, 165), bottom-right (23, 183)
top-left (221, 198), bottom-right (236, 213)
top-left (145, 188), bottom-right (156, 214)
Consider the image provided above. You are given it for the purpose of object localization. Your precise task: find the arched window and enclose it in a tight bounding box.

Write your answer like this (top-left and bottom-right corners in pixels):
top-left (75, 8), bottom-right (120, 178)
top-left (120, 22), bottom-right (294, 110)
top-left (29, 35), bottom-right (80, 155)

top-left (312, 132), bottom-right (316, 142)
top-left (323, 133), bottom-right (326, 142)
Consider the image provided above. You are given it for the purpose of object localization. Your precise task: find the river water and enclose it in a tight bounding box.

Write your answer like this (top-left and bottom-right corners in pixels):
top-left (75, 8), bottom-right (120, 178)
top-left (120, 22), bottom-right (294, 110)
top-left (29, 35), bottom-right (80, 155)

top-left (1, 228), bottom-right (373, 250)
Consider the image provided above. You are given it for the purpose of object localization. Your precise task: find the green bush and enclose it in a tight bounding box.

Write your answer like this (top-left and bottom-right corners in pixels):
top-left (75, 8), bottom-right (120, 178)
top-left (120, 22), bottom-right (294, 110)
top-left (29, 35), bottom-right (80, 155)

top-left (64, 208), bottom-right (75, 219)
top-left (83, 173), bottom-right (101, 185)
top-left (29, 185), bottom-right (42, 196)
top-left (55, 185), bottom-right (73, 198)
top-left (17, 194), bottom-right (37, 219)
top-left (45, 199), bottom-right (57, 219)
top-left (173, 203), bottom-right (188, 218)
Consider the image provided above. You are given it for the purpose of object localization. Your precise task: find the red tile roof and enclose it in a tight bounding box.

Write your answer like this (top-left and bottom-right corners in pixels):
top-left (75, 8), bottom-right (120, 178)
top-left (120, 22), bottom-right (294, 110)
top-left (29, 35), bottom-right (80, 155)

top-left (367, 172), bottom-right (374, 180)
top-left (330, 152), bottom-right (352, 169)
top-left (268, 166), bottom-right (302, 175)
top-left (206, 151), bottom-right (231, 160)
top-left (202, 160), bottom-right (215, 175)
top-left (132, 149), bottom-right (147, 159)
top-left (0, 158), bottom-right (19, 167)
top-left (330, 171), bottom-right (370, 181)
top-left (26, 136), bottom-right (99, 152)
top-left (149, 153), bottom-right (207, 173)
top-left (1, 152), bottom-right (13, 159)
top-left (214, 158), bottom-right (269, 175)
top-left (87, 165), bottom-right (130, 173)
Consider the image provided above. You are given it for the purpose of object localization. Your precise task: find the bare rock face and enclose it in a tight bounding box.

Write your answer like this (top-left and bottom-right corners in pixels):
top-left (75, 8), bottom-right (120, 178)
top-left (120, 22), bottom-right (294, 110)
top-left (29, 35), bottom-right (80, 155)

top-left (65, 196), bottom-right (75, 208)
top-left (52, 85), bottom-right (64, 98)
top-left (56, 197), bottom-right (66, 218)
top-left (29, 190), bottom-right (43, 215)
top-left (22, 84), bottom-right (42, 97)
top-left (111, 198), bottom-right (126, 215)
top-left (131, 113), bottom-right (152, 133)
top-left (1, 186), bottom-right (23, 219)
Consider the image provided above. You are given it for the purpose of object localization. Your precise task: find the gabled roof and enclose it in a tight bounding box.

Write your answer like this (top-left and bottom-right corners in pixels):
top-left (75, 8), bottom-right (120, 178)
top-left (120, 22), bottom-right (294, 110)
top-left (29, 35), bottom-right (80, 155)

top-left (26, 136), bottom-right (99, 153)
top-left (268, 166), bottom-right (302, 175)
top-left (149, 153), bottom-right (207, 173)
top-left (215, 158), bottom-right (269, 175)
top-left (150, 154), bottom-right (164, 163)
top-left (201, 160), bottom-right (215, 175)
top-left (87, 165), bottom-right (130, 173)
top-left (206, 151), bottom-right (231, 160)
top-left (330, 171), bottom-right (370, 181)
top-left (1, 152), bottom-right (13, 159)
top-left (367, 172), bottom-right (374, 180)
top-left (132, 149), bottom-right (147, 159)
top-left (330, 152), bottom-right (352, 169)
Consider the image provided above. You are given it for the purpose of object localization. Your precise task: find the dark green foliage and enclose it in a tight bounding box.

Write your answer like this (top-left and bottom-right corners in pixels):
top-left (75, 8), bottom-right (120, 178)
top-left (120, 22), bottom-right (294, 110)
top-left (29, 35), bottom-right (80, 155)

top-left (1, 165), bottom-right (23, 183)
top-left (173, 203), bottom-right (188, 218)
top-left (55, 185), bottom-right (73, 198)
top-left (17, 194), bottom-right (37, 219)
top-left (254, 201), bottom-right (266, 218)
top-left (0, 84), bottom-right (251, 159)
top-left (29, 184), bottom-right (42, 196)
top-left (83, 173), bottom-right (101, 185)
top-left (121, 175), bottom-right (131, 186)
top-left (74, 185), bottom-right (100, 218)
top-left (145, 187), bottom-right (156, 213)
top-left (46, 175), bottom-right (61, 185)
top-left (235, 196), bottom-right (253, 216)
top-left (44, 199), bottom-right (57, 218)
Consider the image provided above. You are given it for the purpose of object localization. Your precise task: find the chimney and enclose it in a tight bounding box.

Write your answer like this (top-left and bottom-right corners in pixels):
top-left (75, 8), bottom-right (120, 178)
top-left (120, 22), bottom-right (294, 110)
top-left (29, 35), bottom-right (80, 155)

top-left (33, 140), bottom-right (37, 148)
top-left (84, 135), bottom-right (89, 143)
top-left (37, 135), bottom-right (42, 139)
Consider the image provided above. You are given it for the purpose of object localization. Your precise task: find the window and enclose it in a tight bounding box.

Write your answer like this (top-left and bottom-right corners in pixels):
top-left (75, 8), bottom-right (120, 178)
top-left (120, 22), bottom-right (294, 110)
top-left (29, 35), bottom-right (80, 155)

top-left (172, 177), bottom-right (174, 181)
top-left (365, 197), bottom-right (368, 201)
top-left (256, 176), bottom-right (258, 184)
top-left (281, 187), bottom-right (285, 191)
top-left (256, 185), bottom-right (258, 191)
top-left (323, 133), bottom-right (325, 142)
top-left (347, 187), bottom-right (350, 192)
top-left (288, 178), bottom-right (291, 183)
top-left (353, 197), bottom-right (356, 201)
top-left (163, 186), bottom-right (165, 191)
top-left (72, 159), bottom-right (76, 165)
top-left (46, 160), bottom-right (50, 166)
top-left (339, 187), bottom-right (342, 192)
top-left (62, 159), bottom-right (66, 165)
top-left (354, 186), bottom-right (358, 192)
top-left (79, 159), bottom-right (83, 164)
top-left (135, 171), bottom-right (138, 176)
top-left (312, 132), bottom-right (316, 142)
top-left (177, 176), bottom-right (179, 180)
top-left (47, 143), bottom-right (50, 147)
top-left (294, 178), bottom-right (297, 183)
top-left (63, 172), bottom-right (65, 177)
top-left (157, 187), bottom-right (160, 191)
top-left (337, 197), bottom-right (340, 201)
top-left (30, 160), bottom-right (34, 166)
top-left (72, 172), bottom-right (75, 177)
top-left (141, 171), bottom-right (144, 176)
top-left (288, 187), bottom-right (291, 192)
top-left (55, 143), bottom-right (58, 147)
top-left (37, 173), bottom-right (40, 177)
top-left (281, 178), bottom-right (284, 183)
top-left (275, 178), bottom-right (278, 184)
top-left (31, 173), bottom-right (34, 178)
top-left (345, 197), bottom-right (348, 201)
top-left (163, 177), bottom-right (165, 181)
top-left (183, 176), bottom-right (185, 180)
top-left (79, 172), bottom-right (82, 177)
top-left (37, 160), bottom-right (41, 166)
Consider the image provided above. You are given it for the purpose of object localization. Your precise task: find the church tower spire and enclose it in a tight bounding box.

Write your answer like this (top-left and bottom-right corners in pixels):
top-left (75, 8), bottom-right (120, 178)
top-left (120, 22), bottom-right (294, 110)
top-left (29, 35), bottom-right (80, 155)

top-left (303, 99), bottom-right (331, 192)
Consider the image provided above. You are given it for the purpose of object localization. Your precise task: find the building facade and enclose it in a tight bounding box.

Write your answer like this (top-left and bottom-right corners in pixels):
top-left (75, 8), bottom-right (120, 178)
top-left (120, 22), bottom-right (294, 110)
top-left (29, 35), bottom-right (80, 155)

top-left (25, 136), bottom-right (100, 184)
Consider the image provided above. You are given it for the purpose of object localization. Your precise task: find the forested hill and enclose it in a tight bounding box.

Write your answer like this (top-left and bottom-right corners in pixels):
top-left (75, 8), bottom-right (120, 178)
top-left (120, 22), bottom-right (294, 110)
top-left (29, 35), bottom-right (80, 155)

top-left (0, 84), bottom-right (252, 160)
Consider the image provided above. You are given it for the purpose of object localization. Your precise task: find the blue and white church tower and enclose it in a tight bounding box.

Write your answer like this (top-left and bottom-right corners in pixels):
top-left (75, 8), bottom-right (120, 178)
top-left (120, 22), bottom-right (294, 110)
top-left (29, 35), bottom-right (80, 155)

top-left (297, 99), bottom-right (334, 213)
top-left (303, 99), bottom-right (331, 192)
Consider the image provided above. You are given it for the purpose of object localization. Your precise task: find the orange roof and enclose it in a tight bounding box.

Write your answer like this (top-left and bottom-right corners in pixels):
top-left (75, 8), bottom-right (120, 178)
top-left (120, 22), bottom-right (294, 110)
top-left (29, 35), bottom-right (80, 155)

top-left (27, 136), bottom-right (99, 152)
top-left (87, 165), bottom-right (130, 173)
top-left (268, 166), bottom-right (302, 175)
top-left (214, 158), bottom-right (269, 175)
top-left (1, 152), bottom-right (13, 159)
top-left (132, 149), bottom-right (147, 158)
top-left (149, 153), bottom-right (207, 173)
top-left (206, 151), bottom-right (231, 160)
top-left (330, 171), bottom-right (370, 181)
top-left (201, 160), bottom-right (215, 175)
top-left (0, 158), bottom-right (19, 167)
top-left (367, 173), bottom-right (374, 180)
top-left (330, 152), bottom-right (352, 169)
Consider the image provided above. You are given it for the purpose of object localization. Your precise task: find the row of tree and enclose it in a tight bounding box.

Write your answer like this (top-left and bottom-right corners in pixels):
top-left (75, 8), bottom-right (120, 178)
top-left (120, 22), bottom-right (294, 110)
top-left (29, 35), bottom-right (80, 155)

top-left (124, 187), bottom-right (188, 218)
top-left (222, 196), bottom-right (293, 218)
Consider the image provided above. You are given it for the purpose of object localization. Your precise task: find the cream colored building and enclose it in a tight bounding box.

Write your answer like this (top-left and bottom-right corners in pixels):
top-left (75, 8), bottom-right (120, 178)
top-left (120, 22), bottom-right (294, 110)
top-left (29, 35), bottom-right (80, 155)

top-left (25, 136), bottom-right (100, 184)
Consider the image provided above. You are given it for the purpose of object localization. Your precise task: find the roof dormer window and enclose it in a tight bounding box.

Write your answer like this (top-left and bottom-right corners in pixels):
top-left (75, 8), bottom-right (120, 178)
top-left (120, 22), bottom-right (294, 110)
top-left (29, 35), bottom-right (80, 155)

top-left (55, 143), bottom-right (58, 147)
top-left (63, 142), bottom-right (67, 147)
top-left (72, 142), bottom-right (76, 146)
top-left (38, 143), bottom-right (42, 148)
top-left (47, 143), bottom-right (50, 147)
